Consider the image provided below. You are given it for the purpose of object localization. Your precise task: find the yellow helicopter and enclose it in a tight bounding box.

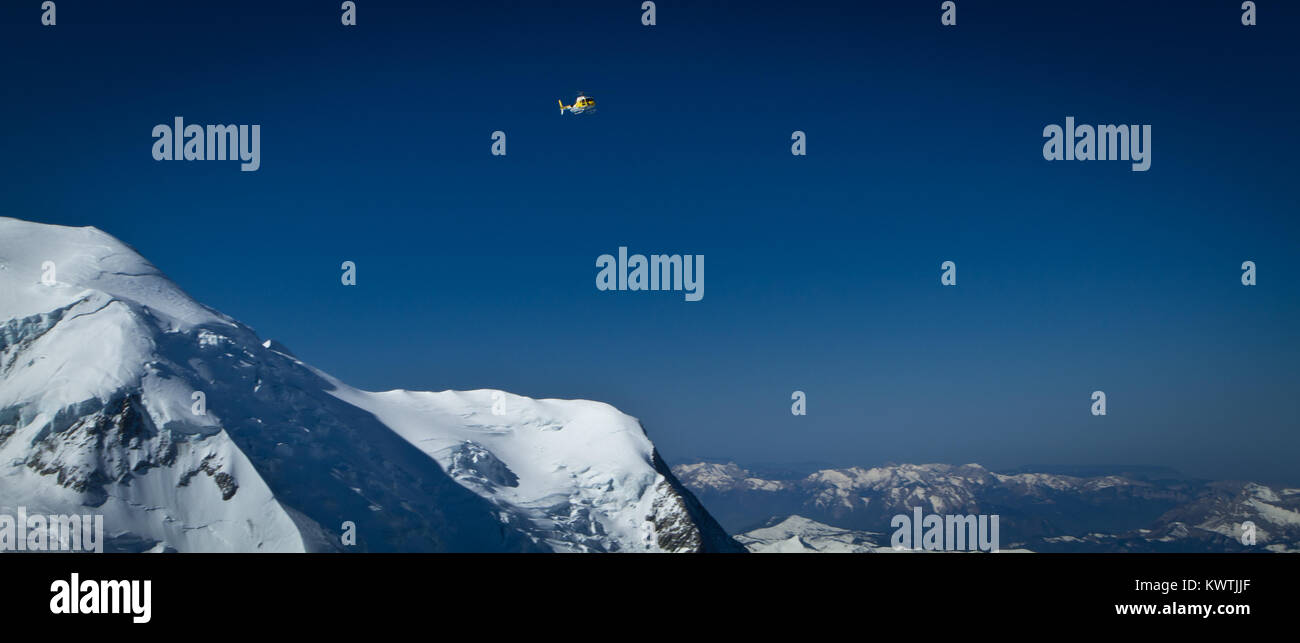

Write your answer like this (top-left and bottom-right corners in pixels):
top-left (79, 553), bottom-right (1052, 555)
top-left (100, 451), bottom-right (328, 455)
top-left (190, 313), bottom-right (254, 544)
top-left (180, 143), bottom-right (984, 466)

top-left (558, 93), bottom-right (596, 115)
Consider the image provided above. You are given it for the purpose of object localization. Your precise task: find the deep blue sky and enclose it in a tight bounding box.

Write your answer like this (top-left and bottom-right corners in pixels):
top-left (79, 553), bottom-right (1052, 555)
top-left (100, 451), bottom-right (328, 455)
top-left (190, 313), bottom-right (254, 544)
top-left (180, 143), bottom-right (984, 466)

top-left (3, 1), bottom-right (1297, 483)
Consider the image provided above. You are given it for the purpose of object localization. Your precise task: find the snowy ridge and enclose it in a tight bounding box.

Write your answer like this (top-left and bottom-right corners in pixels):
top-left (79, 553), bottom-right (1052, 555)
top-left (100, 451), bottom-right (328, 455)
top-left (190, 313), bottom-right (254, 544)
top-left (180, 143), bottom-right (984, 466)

top-left (0, 218), bottom-right (740, 552)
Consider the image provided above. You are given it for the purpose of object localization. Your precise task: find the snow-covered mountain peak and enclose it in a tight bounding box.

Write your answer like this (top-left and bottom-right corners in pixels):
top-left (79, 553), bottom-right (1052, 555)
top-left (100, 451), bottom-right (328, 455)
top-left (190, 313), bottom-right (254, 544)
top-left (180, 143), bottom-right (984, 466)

top-left (0, 218), bottom-right (739, 552)
top-left (0, 217), bottom-right (231, 330)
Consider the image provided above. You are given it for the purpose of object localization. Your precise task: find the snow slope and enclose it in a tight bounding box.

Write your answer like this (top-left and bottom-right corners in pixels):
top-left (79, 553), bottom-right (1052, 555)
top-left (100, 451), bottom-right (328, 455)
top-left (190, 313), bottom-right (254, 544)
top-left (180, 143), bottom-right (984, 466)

top-left (735, 515), bottom-right (883, 553)
top-left (0, 218), bottom-right (739, 552)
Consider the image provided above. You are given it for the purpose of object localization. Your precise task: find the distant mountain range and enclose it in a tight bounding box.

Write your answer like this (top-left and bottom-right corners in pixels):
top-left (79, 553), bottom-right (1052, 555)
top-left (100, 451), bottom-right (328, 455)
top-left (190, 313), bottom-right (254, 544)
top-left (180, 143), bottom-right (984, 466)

top-left (673, 461), bottom-right (1300, 552)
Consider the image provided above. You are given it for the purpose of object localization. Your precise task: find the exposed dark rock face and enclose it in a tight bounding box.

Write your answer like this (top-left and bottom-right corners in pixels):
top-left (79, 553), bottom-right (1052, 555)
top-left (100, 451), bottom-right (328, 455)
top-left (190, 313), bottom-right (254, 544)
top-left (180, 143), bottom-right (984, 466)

top-left (649, 450), bottom-right (745, 553)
